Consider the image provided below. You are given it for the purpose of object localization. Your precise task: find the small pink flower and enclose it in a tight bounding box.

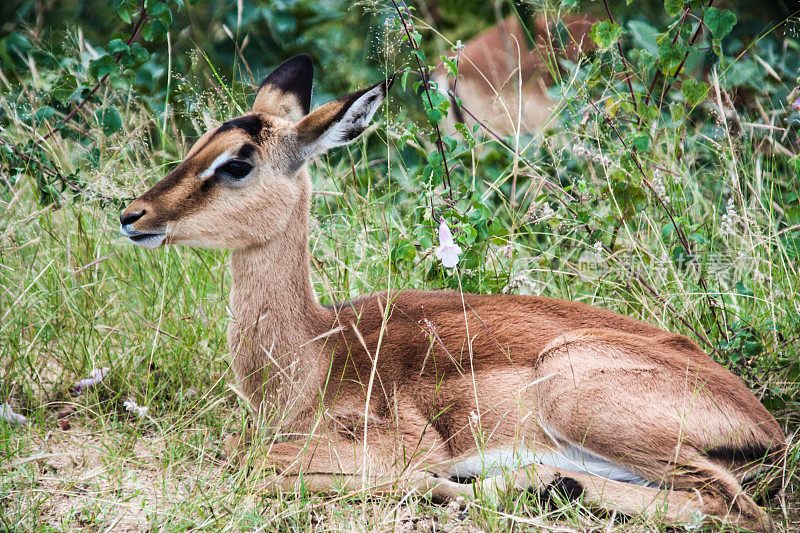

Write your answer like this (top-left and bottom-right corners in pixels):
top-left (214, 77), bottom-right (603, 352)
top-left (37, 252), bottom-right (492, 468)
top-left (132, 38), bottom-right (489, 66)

top-left (793, 95), bottom-right (800, 111)
top-left (435, 219), bottom-right (462, 268)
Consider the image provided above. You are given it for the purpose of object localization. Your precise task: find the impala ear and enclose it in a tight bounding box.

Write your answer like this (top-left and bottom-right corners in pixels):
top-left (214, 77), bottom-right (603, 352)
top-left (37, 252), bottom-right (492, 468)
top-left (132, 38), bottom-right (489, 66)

top-left (253, 54), bottom-right (314, 122)
top-left (294, 74), bottom-right (395, 159)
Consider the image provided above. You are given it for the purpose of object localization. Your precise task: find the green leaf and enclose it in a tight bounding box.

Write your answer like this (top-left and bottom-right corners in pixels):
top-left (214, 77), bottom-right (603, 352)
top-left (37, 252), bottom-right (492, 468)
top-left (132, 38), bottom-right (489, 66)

top-left (658, 39), bottom-right (687, 76)
top-left (680, 78), bottom-right (708, 106)
top-left (638, 104), bottom-right (659, 122)
top-left (391, 239), bottom-right (416, 263)
top-left (88, 54), bottom-right (118, 80)
top-left (95, 106), bottom-right (122, 136)
top-left (441, 56), bottom-right (458, 78)
top-left (34, 105), bottom-right (58, 122)
top-left (735, 281), bottom-right (754, 296)
top-left (705, 7), bottom-right (736, 42)
top-left (631, 133), bottom-right (649, 152)
top-left (743, 341), bottom-right (763, 357)
top-left (664, 0), bottom-right (684, 16)
top-left (589, 21), bottom-right (624, 51)
top-left (454, 123), bottom-right (475, 148)
top-left (426, 107), bottom-right (443, 125)
top-left (142, 19), bottom-right (168, 42)
top-left (147, 2), bottom-right (168, 17)
top-left (688, 232), bottom-right (709, 245)
top-left (52, 74), bottom-right (77, 103)
top-left (116, 1), bottom-right (134, 24)
top-left (107, 38), bottom-right (129, 54)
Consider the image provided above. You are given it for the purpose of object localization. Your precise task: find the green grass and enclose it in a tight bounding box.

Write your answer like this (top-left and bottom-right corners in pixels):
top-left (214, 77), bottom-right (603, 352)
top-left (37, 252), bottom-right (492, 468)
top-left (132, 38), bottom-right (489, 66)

top-left (2, 11), bottom-right (800, 531)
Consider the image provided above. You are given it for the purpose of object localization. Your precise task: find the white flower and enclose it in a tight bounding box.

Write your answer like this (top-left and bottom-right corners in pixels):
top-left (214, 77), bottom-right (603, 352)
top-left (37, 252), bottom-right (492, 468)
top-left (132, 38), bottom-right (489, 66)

top-left (573, 143), bottom-right (612, 166)
top-left (720, 197), bottom-right (740, 237)
top-left (593, 240), bottom-right (604, 262)
top-left (502, 273), bottom-right (541, 295)
top-left (435, 219), bottom-right (462, 268)
top-left (123, 399), bottom-right (149, 418)
top-left (651, 171), bottom-right (670, 203)
top-left (538, 203), bottom-right (555, 220)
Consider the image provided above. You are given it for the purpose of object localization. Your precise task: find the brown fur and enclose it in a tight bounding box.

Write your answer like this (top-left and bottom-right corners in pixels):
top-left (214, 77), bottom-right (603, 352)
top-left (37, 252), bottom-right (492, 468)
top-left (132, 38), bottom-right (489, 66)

top-left (434, 15), bottom-right (596, 136)
top-left (120, 57), bottom-right (785, 531)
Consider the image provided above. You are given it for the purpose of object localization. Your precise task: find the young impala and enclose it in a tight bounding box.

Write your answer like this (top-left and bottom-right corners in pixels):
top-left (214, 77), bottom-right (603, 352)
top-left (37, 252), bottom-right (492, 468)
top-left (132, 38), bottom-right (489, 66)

top-left (432, 14), bottom-right (596, 137)
top-left (120, 55), bottom-right (784, 530)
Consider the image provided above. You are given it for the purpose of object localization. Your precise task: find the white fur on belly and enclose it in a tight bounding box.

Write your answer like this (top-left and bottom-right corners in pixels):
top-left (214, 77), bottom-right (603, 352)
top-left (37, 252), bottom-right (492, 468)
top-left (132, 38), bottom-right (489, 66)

top-left (448, 443), bottom-right (651, 486)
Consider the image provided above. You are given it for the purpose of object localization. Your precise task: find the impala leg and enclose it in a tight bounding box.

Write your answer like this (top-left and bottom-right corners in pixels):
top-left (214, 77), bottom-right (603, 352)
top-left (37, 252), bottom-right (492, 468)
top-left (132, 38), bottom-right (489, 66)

top-left (228, 432), bottom-right (465, 500)
top-left (466, 463), bottom-right (773, 532)
top-left (530, 330), bottom-right (776, 531)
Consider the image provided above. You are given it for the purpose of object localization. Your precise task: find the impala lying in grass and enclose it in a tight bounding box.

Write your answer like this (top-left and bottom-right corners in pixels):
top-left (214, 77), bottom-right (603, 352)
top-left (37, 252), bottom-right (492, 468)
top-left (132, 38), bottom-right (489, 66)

top-left (120, 55), bottom-right (785, 531)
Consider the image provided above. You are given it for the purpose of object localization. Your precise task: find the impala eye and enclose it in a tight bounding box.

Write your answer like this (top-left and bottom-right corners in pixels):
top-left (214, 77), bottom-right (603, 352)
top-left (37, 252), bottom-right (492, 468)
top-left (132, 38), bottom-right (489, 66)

top-left (217, 160), bottom-right (253, 179)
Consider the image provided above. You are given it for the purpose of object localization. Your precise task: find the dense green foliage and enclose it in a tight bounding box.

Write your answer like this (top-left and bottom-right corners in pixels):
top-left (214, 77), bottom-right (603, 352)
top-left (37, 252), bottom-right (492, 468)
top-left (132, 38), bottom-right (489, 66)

top-left (1, 0), bottom-right (798, 530)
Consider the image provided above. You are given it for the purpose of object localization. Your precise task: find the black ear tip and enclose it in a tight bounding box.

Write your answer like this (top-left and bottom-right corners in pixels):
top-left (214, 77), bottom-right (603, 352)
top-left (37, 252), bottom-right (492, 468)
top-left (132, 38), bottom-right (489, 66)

top-left (261, 54), bottom-right (314, 88)
top-left (287, 54), bottom-right (313, 70)
top-left (258, 54), bottom-right (315, 116)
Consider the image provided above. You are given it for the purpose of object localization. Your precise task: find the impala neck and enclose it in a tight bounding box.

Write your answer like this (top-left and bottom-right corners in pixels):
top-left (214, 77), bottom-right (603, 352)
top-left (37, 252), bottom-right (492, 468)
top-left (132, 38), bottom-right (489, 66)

top-left (227, 182), bottom-right (329, 419)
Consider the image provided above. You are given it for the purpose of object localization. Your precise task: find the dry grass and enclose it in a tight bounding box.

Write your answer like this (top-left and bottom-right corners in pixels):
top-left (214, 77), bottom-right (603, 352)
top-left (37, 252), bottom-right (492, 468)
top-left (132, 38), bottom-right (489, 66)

top-left (2, 6), bottom-right (799, 530)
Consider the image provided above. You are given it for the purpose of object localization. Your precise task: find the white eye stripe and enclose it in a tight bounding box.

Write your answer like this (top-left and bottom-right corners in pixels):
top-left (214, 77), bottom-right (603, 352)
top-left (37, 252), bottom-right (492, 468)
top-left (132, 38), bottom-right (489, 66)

top-left (198, 152), bottom-right (234, 179)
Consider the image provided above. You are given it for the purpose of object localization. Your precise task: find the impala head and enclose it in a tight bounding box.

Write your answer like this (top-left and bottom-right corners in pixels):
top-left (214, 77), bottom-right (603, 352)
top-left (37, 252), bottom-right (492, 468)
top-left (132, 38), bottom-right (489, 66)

top-left (120, 55), bottom-right (393, 249)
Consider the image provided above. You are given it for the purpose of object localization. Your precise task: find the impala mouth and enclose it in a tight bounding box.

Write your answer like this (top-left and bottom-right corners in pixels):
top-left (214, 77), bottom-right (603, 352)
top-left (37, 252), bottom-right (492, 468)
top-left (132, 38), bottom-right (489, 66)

top-left (120, 225), bottom-right (166, 249)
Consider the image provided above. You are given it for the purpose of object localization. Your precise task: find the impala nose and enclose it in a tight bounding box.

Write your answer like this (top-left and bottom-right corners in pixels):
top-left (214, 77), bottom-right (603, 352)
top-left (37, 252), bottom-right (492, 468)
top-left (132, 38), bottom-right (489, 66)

top-left (120, 210), bottom-right (145, 226)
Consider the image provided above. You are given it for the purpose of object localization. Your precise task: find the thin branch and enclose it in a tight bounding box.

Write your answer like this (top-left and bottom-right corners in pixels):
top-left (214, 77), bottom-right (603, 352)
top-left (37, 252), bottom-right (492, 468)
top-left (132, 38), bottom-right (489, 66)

top-left (643, 1), bottom-right (714, 107)
top-left (0, 137), bottom-right (119, 202)
top-left (583, 95), bottom-right (724, 341)
top-left (36, 3), bottom-right (150, 145)
top-left (452, 96), bottom-right (712, 348)
top-left (390, 0), bottom-right (454, 201)
top-left (601, 0), bottom-right (638, 112)
top-left (0, 138), bottom-right (58, 178)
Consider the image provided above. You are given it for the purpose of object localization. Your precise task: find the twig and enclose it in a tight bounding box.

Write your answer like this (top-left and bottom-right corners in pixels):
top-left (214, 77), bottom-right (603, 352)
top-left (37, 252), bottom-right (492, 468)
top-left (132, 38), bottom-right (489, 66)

top-left (643, 1), bottom-right (714, 108)
top-left (0, 137), bottom-right (59, 178)
top-left (453, 96), bottom-right (713, 348)
top-left (390, 0), bottom-right (454, 201)
top-left (36, 2), bottom-right (150, 145)
top-left (0, 137), bottom-right (117, 202)
top-left (583, 95), bottom-right (724, 341)
top-left (601, 0), bottom-right (638, 112)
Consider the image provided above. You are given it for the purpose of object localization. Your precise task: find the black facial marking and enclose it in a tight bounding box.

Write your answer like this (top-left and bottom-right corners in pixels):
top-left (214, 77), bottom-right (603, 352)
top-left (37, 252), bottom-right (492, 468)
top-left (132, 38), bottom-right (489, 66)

top-left (217, 115), bottom-right (267, 142)
top-left (216, 160), bottom-right (253, 180)
top-left (343, 129), bottom-right (364, 142)
top-left (236, 143), bottom-right (257, 160)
